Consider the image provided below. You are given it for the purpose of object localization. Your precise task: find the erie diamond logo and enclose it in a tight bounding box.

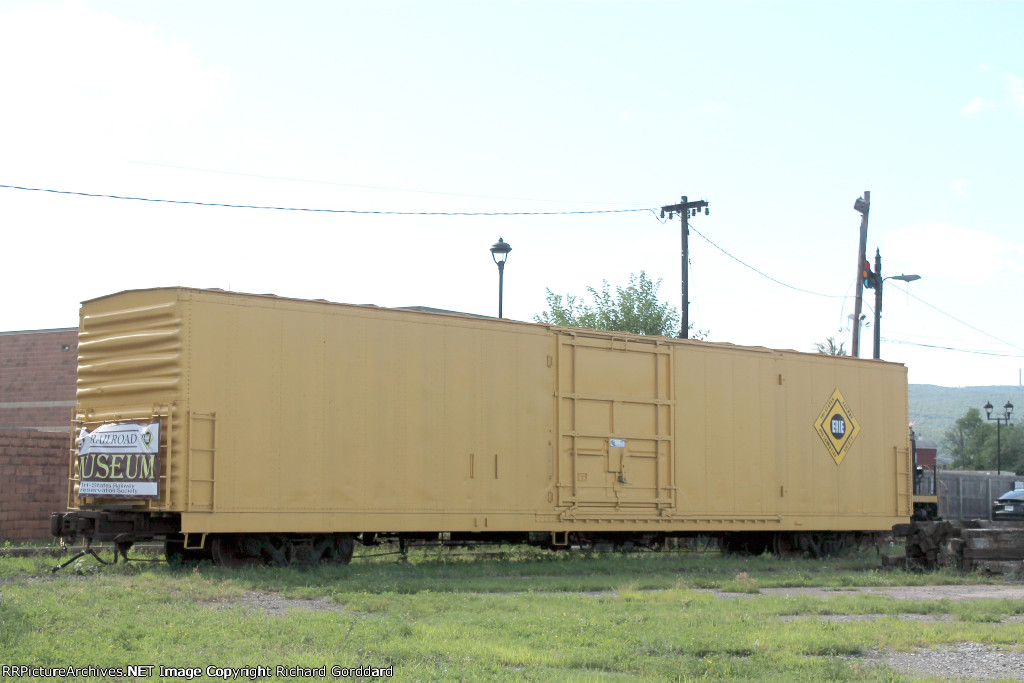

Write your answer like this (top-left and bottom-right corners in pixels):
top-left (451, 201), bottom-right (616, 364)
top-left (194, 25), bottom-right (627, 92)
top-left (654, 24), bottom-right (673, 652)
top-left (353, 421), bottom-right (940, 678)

top-left (814, 389), bottom-right (861, 465)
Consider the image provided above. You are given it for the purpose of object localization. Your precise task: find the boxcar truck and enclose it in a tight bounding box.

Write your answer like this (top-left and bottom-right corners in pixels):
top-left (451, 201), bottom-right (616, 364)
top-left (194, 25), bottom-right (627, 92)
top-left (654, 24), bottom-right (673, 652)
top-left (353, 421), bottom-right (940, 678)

top-left (51, 288), bottom-right (913, 565)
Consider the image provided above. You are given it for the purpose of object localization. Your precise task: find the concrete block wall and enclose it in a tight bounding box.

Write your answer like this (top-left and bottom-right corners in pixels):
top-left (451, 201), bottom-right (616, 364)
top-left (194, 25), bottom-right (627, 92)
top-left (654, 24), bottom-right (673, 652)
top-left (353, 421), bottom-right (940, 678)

top-left (0, 328), bottom-right (78, 432)
top-left (0, 430), bottom-right (69, 540)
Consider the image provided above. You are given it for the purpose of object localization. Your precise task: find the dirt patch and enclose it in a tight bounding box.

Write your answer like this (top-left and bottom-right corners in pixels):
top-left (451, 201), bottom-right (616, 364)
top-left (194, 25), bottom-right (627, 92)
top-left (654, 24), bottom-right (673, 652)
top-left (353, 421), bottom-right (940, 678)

top-left (779, 612), bottom-right (956, 622)
top-left (858, 642), bottom-right (1024, 682)
top-left (711, 584), bottom-right (1024, 602)
top-left (706, 586), bottom-right (1024, 681)
top-left (197, 590), bottom-right (356, 616)
top-left (235, 590), bottom-right (353, 615)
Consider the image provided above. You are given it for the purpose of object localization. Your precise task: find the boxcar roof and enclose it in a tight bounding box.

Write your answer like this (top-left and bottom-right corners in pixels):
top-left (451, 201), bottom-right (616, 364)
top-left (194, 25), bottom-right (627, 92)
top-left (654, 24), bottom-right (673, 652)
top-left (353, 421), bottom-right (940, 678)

top-left (81, 286), bottom-right (905, 368)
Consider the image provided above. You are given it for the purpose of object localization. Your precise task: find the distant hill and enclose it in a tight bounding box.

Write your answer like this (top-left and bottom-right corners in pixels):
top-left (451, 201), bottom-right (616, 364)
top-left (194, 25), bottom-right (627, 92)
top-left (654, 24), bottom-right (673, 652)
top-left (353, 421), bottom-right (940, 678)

top-left (909, 385), bottom-right (1023, 457)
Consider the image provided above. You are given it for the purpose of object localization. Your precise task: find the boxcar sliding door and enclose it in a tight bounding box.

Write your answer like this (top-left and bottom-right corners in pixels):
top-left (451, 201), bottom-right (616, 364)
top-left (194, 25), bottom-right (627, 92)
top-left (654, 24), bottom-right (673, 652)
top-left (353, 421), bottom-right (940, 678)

top-left (555, 333), bottom-right (676, 517)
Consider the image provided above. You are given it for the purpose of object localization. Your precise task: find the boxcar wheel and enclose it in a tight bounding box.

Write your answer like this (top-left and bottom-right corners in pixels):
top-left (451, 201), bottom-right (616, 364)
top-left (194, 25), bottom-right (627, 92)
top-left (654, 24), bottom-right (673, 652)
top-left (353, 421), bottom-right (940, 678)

top-left (321, 534), bottom-right (355, 564)
top-left (771, 533), bottom-right (801, 558)
top-left (165, 536), bottom-right (213, 566)
top-left (211, 534), bottom-right (258, 568)
top-left (334, 534), bottom-right (355, 564)
top-left (721, 533), bottom-right (769, 556)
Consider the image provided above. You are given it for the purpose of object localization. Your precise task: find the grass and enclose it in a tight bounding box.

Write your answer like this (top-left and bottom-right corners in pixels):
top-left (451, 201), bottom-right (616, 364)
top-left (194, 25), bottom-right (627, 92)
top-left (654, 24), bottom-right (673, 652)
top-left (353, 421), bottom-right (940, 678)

top-left (2, 543), bottom-right (1024, 681)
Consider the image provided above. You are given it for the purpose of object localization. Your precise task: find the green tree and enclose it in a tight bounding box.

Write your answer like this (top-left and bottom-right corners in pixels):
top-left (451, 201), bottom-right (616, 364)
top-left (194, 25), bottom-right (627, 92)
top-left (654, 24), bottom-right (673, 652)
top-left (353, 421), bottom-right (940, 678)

top-left (535, 271), bottom-right (704, 338)
top-left (944, 407), bottom-right (988, 470)
top-left (981, 420), bottom-right (1024, 474)
top-left (814, 337), bottom-right (847, 356)
top-left (943, 407), bottom-right (1024, 473)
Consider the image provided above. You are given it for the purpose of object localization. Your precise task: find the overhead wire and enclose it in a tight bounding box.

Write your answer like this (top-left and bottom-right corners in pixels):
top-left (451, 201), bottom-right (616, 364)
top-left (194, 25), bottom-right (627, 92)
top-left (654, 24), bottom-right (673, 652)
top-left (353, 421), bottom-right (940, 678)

top-left (5, 180), bottom-right (1020, 358)
top-left (0, 183), bottom-right (652, 217)
top-left (685, 223), bottom-right (848, 299)
top-left (887, 281), bottom-right (1024, 353)
top-left (837, 278), bottom-right (857, 333)
top-left (128, 161), bottom-right (651, 207)
top-left (669, 216), bottom-right (1021, 357)
top-left (880, 337), bottom-right (1024, 359)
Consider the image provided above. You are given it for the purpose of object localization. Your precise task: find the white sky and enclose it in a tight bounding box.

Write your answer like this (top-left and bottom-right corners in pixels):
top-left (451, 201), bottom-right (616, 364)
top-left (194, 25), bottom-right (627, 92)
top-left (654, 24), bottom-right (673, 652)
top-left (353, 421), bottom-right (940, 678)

top-left (1, 0), bottom-right (1021, 388)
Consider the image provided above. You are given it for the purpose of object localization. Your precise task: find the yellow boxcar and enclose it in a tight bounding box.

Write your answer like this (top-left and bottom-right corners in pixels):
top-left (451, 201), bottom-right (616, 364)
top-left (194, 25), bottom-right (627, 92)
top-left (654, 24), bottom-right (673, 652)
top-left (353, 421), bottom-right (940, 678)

top-left (52, 287), bottom-right (912, 565)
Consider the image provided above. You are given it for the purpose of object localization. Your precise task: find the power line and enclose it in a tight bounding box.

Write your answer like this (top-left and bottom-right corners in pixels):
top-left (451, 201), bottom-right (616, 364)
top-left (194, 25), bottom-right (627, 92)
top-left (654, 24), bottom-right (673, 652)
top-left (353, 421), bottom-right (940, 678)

top-left (0, 183), bottom-right (653, 217)
top-left (880, 337), bottom-right (1024, 359)
top-left (683, 220), bottom-right (1021, 355)
top-left (888, 282), bottom-right (1024, 353)
top-left (686, 223), bottom-right (848, 300)
top-left (7, 180), bottom-right (1020, 358)
top-left (128, 160), bottom-right (650, 207)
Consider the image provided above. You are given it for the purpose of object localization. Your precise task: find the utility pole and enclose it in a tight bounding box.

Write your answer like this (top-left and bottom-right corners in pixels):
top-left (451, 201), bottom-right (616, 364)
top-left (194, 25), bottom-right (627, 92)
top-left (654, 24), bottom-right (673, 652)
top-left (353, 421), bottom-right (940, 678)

top-left (660, 196), bottom-right (709, 339)
top-left (851, 191), bottom-right (870, 357)
top-left (873, 248), bottom-right (882, 360)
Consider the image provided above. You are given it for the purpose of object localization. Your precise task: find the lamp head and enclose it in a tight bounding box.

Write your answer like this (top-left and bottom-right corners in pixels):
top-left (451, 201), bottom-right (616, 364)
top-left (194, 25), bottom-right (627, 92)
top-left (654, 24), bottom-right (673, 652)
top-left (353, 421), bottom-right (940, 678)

top-left (984, 401), bottom-right (994, 419)
top-left (490, 237), bottom-right (512, 265)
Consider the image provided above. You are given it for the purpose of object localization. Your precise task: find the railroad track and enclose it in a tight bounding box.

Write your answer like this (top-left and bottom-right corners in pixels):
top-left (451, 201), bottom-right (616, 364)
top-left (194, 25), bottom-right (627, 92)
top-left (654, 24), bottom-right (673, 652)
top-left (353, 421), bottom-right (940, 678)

top-left (0, 544), bottom-right (162, 558)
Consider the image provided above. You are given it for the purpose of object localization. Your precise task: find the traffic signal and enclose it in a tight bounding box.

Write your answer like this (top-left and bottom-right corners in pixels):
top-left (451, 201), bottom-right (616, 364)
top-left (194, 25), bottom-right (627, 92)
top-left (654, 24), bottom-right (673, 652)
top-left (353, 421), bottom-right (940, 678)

top-left (862, 260), bottom-right (876, 289)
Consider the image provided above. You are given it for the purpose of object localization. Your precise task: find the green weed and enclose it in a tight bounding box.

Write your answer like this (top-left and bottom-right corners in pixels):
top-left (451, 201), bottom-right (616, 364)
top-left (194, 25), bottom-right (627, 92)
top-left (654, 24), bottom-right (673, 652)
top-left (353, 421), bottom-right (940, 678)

top-left (2, 546), bottom-right (1024, 681)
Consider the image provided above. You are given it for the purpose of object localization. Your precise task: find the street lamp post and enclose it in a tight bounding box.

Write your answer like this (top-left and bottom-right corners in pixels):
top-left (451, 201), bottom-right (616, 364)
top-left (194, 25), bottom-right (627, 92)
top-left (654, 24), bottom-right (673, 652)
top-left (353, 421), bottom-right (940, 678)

top-left (490, 237), bottom-right (511, 319)
top-left (870, 248), bottom-right (920, 360)
top-left (983, 401), bottom-right (1014, 474)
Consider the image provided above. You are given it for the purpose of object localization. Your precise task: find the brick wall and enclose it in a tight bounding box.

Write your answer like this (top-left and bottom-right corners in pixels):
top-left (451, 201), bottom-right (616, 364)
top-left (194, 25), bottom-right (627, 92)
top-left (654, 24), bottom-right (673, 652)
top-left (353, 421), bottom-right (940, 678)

top-left (0, 430), bottom-right (69, 540)
top-left (0, 328), bottom-right (78, 432)
top-left (917, 446), bottom-right (938, 470)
